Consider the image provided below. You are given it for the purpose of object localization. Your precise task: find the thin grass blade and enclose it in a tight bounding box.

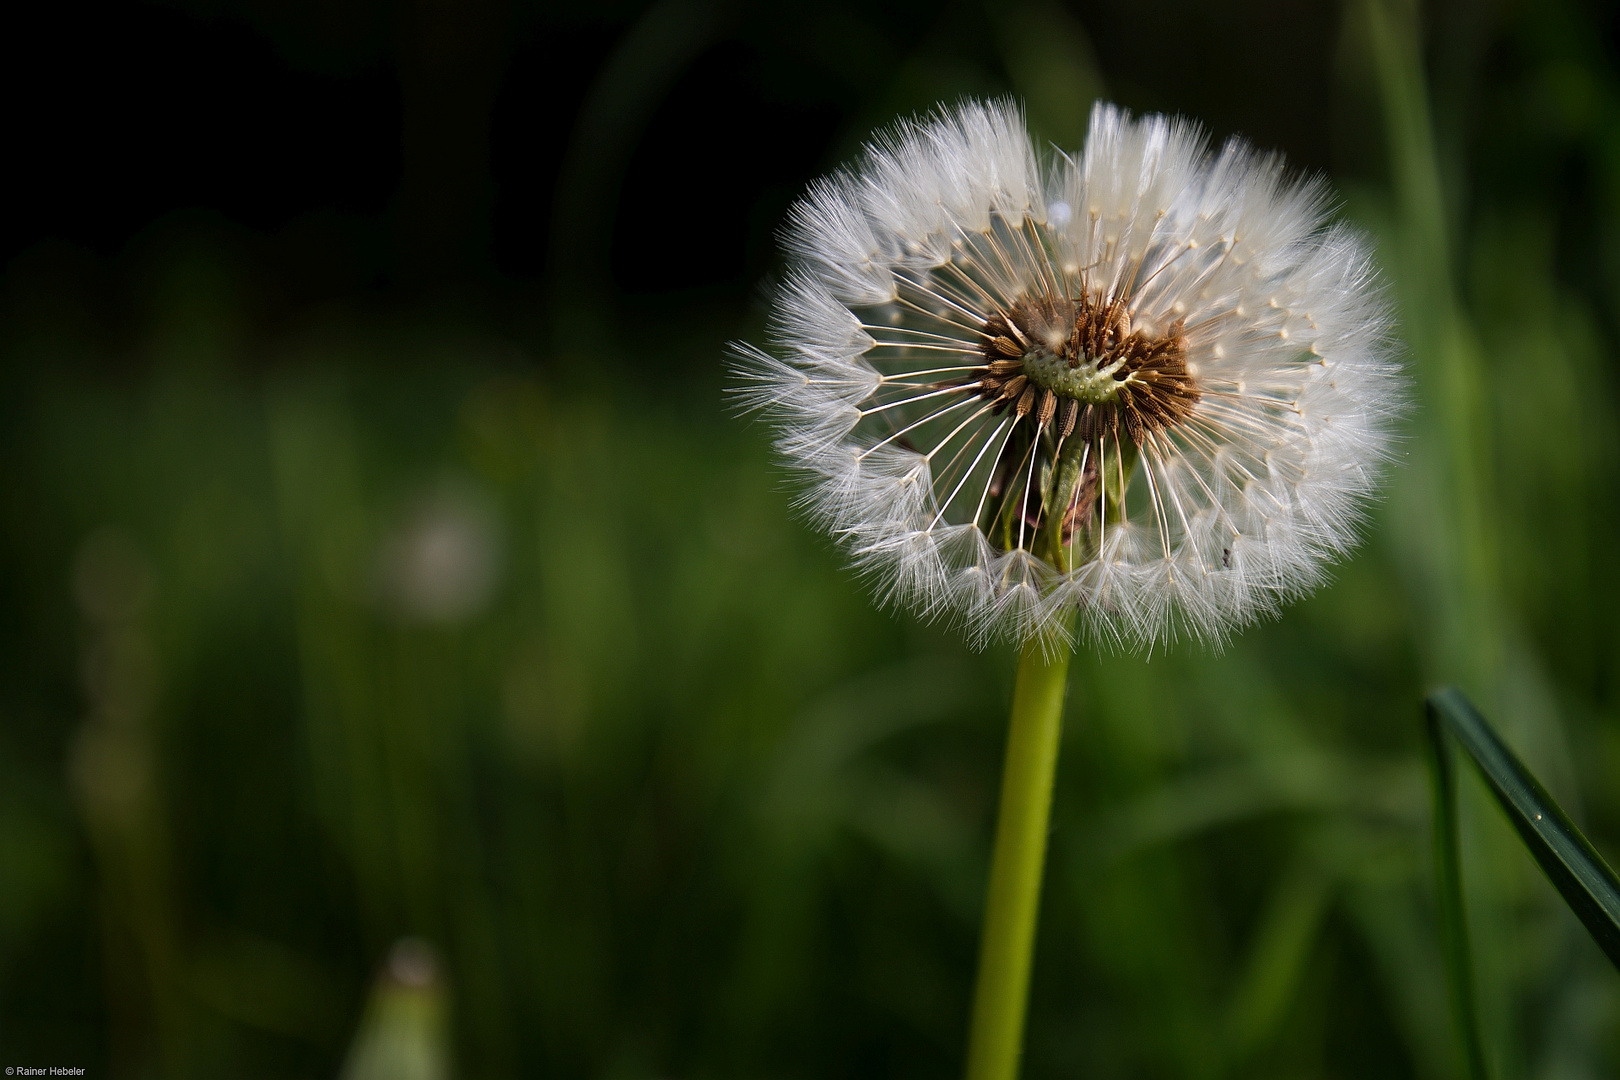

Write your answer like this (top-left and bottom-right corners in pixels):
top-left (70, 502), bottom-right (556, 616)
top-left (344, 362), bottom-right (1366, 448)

top-left (1423, 699), bottom-right (1488, 1080)
top-left (1426, 687), bottom-right (1620, 970)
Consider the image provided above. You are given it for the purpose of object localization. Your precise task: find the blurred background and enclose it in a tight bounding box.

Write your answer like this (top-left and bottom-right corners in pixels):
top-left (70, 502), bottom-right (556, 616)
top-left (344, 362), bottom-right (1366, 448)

top-left (2, 0), bottom-right (1619, 1076)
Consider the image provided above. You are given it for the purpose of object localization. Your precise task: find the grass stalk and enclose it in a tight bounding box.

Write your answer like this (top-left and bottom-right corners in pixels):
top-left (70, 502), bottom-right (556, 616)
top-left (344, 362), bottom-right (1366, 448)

top-left (1423, 702), bottom-right (1489, 1080)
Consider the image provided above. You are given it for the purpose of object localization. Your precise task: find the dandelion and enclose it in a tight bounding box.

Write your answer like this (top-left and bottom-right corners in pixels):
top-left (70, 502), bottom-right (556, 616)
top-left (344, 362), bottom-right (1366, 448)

top-left (731, 99), bottom-right (1401, 1080)
top-left (734, 100), bottom-right (1399, 651)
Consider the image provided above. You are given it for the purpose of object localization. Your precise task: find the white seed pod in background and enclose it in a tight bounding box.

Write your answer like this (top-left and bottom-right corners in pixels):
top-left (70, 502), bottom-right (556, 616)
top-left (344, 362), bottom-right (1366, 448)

top-left (733, 99), bottom-right (1402, 650)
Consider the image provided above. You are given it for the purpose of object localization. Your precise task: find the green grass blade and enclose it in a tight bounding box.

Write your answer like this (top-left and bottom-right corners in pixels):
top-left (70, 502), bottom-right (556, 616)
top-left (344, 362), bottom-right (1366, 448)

top-left (1422, 700), bottom-right (1488, 1080)
top-left (1426, 688), bottom-right (1620, 970)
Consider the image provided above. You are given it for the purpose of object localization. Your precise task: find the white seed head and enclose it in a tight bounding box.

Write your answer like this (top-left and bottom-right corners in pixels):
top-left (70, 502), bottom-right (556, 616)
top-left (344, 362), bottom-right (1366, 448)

top-left (731, 99), bottom-right (1402, 651)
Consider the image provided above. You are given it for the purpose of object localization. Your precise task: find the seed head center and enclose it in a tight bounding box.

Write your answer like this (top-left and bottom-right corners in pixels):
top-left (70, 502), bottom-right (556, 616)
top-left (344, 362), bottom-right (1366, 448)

top-left (1021, 347), bottom-right (1126, 405)
top-left (969, 292), bottom-right (1200, 444)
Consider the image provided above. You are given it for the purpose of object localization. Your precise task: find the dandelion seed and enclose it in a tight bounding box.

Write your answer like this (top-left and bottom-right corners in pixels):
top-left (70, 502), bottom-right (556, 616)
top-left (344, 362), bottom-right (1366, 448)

top-left (732, 99), bottom-right (1401, 650)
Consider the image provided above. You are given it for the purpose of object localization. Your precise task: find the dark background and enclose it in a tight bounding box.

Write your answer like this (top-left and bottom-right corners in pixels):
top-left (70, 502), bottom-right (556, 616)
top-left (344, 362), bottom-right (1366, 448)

top-left (2, 0), bottom-right (1620, 1077)
top-left (2, 0), bottom-right (1360, 333)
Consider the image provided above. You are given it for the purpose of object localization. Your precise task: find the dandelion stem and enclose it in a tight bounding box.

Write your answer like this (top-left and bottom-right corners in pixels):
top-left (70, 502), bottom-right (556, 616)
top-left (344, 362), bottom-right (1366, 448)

top-left (964, 634), bottom-right (1071, 1080)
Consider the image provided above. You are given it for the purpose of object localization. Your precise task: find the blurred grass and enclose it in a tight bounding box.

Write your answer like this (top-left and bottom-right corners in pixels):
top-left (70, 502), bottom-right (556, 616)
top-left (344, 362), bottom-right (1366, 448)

top-left (1, 0), bottom-right (1620, 1077)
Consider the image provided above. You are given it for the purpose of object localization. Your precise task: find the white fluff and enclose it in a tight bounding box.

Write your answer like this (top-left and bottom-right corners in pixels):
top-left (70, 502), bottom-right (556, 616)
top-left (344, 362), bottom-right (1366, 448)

top-left (732, 100), bottom-right (1402, 650)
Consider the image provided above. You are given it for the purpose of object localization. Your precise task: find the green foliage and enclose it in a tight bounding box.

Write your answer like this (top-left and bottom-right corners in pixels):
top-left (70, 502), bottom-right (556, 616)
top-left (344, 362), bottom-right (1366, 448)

top-left (1425, 686), bottom-right (1620, 1080)
top-left (1427, 689), bottom-right (1620, 974)
top-left (2, 1), bottom-right (1620, 1077)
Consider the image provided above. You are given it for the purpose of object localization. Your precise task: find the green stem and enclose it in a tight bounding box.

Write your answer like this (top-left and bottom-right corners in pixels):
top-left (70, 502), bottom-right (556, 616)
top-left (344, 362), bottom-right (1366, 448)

top-left (964, 635), bottom-right (1073, 1080)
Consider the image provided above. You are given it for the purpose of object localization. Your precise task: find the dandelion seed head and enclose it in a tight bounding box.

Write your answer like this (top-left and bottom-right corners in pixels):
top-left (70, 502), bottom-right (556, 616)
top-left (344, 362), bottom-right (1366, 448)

top-left (731, 99), bottom-right (1402, 650)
